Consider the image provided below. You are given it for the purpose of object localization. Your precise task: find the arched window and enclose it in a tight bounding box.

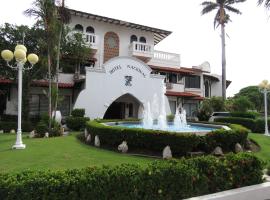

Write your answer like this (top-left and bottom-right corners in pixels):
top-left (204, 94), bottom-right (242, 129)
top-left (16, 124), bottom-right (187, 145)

top-left (86, 26), bottom-right (95, 34)
top-left (139, 36), bottom-right (146, 43)
top-left (130, 35), bottom-right (137, 43)
top-left (74, 24), bottom-right (83, 32)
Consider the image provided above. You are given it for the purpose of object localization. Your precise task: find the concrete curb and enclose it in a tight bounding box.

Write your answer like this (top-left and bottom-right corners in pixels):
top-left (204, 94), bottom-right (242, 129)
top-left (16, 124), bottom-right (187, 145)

top-left (185, 182), bottom-right (270, 200)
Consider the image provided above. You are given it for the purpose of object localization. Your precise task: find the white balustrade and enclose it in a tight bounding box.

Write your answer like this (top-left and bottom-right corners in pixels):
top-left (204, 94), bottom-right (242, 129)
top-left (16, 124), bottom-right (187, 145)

top-left (151, 50), bottom-right (181, 67)
top-left (84, 33), bottom-right (97, 47)
top-left (129, 42), bottom-right (153, 57)
top-left (67, 31), bottom-right (98, 49)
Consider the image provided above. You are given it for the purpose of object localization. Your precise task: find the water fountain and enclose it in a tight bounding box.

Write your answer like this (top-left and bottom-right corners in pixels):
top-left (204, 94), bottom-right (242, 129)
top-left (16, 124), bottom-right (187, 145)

top-left (142, 102), bottom-right (153, 128)
top-left (173, 107), bottom-right (188, 129)
top-left (157, 85), bottom-right (167, 130)
top-left (173, 108), bottom-right (181, 129)
top-left (136, 84), bottom-right (216, 132)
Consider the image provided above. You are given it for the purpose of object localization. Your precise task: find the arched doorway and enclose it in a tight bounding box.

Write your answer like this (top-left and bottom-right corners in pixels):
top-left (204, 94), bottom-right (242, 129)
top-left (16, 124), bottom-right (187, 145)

top-left (103, 93), bottom-right (142, 119)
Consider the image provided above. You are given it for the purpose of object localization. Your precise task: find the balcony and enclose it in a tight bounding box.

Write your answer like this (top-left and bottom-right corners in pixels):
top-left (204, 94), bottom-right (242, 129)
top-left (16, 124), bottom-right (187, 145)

top-left (67, 31), bottom-right (98, 53)
top-left (166, 82), bottom-right (185, 92)
top-left (129, 42), bottom-right (154, 62)
top-left (149, 50), bottom-right (181, 68)
top-left (84, 33), bottom-right (98, 51)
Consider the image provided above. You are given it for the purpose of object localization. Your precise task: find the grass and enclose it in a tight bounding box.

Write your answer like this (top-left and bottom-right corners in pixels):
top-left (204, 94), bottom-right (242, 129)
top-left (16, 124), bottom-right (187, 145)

top-left (249, 133), bottom-right (270, 164)
top-left (0, 133), bottom-right (152, 173)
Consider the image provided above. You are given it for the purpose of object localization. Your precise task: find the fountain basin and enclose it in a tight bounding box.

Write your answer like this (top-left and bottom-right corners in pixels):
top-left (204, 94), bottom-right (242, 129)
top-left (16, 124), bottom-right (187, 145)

top-left (104, 122), bottom-right (225, 134)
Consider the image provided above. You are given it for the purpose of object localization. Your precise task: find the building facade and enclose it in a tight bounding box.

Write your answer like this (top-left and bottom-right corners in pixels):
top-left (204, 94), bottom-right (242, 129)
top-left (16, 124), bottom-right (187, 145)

top-left (0, 8), bottom-right (229, 119)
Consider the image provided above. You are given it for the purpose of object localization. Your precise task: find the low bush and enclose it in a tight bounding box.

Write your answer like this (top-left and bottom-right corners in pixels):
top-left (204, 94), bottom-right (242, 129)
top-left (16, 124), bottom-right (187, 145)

top-left (0, 121), bottom-right (33, 133)
top-left (230, 112), bottom-right (259, 119)
top-left (166, 114), bottom-right (175, 122)
top-left (214, 117), bottom-right (270, 133)
top-left (202, 124), bottom-right (249, 152)
top-left (214, 117), bottom-right (256, 131)
top-left (66, 116), bottom-right (90, 131)
top-left (85, 121), bottom-right (249, 155)
top-left (253, 118), bottom-right (270, 133)
top-left (71, 108), bottom-right (85, 117)
top-left (86, 121), bottom-right (201, 156)
top-left (0, 153), bottom-right (263, 200)
top-left (35, 121), bottom-right (48, 137)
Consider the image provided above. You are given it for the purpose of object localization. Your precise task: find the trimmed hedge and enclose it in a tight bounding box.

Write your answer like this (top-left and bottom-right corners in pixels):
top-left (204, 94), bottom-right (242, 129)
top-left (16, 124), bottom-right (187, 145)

top-left (230, 112), bottom-right (259, 119)
top-left (71, 108), bottom-right (85, 117)
top-left (201, 124), bottom-right (249, 152)
top-left (66, 116), bottom-right (90, 131)
top-left (215, 117), bottom-right (255, 131)
top-left (0, 121), bottom-right (33, 133)
top-left (215, 117), bottom-right (270, 133)
top-left (85, 121), bottom-right (249, 155)
top-left (0, 153), bottom-right (263, 200)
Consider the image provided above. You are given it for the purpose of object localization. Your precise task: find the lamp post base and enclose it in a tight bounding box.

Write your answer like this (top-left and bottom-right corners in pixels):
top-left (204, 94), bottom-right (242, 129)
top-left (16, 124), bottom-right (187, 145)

top-left (12, 143), bottom-right (26, 149)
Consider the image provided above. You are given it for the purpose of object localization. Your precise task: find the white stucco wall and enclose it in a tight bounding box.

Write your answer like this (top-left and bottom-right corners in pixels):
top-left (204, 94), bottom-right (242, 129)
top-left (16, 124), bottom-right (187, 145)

top-left (74, 56), bottom-right (170, 119)
top-left (5, 86), bottom-right (17, 115)
top-left (69, 16), bottom-right (154, 67)
top-left (211, 75), bottom-right (222, 97)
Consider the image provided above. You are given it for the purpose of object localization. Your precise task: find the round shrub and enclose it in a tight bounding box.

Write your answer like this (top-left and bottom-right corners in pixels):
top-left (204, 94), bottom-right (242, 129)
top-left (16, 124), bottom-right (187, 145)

top-left (36, 121), bottom-right (48, 137)
top-left (66, 116), bottom-right (89, 131)
top-left (71, 109), bottom-right (85, 117)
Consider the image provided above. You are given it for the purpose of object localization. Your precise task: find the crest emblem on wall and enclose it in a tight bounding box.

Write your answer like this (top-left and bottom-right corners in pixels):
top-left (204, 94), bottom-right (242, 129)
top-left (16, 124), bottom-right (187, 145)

top-left (124, 76), bottom-right (132, 86)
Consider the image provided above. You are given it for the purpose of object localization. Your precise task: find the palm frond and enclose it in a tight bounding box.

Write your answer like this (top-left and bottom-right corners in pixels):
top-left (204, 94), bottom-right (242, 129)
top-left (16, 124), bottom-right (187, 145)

top-left (258, 0), bottom-right (270, 8)
top-left (201, 2), bottom-right (218, 15)
top-left (224, 5), bottom-right (242, 14)
top-left (226, 0), bottom-right (246, 5)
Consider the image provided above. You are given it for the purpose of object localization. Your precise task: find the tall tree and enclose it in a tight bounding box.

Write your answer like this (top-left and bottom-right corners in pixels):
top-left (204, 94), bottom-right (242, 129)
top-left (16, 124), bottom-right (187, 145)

top-left (201, 0), bottom-right (246, 100)
top-left (54, 0), bottom-right (70, 115)
top-left (25, 0), bottom-right (59, 132)
top-left (0, 23), bottom-right (47, 120)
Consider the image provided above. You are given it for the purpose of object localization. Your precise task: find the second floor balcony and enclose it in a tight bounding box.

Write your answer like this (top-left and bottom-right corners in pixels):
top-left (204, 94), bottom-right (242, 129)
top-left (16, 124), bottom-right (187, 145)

top-left (67, 31), bottom-right (98, 53)
top-left (129, 42), bottom-right (181, 67)
top-left (129, 41), bottom-right (154, 62)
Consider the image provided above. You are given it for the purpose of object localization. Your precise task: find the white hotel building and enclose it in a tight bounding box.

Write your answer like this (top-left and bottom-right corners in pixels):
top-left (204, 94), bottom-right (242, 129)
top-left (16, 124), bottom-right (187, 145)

top-left (0, 8), bottom-right (229, 120)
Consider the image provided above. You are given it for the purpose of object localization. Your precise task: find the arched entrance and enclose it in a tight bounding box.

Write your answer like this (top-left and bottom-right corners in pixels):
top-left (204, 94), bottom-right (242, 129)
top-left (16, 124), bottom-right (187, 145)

top-left (103, 93), bottom-right (142, 119)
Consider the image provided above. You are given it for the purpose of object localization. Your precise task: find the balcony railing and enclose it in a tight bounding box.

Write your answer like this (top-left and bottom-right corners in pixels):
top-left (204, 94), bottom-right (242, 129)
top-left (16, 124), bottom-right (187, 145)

top-left (84, 33), bottom-right (98, 49)
top-left (150, 50), bottom-right (181, 67)
top-left (129, 42), bottom-right (154, 60)
top-left (67, 31), bottom-right (98, 50)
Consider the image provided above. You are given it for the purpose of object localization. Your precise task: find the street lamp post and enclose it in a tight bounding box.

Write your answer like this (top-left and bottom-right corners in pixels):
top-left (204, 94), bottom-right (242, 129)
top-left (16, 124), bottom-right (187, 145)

top-left (1, 45), bottom-right (39, 149)
top-left (259, 80), bottom-right (270, 136)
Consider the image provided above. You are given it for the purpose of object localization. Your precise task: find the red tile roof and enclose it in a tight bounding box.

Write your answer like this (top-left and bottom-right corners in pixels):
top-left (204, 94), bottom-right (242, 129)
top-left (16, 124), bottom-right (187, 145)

top-left (32, 80), bottom-right (74, 88)
top-left (165, 91), bottom-right (199, 97)
top-left (149, 65), bottom-right (195, 75)
top-left (0, 79), bottom-right (12, 84)
top-left (165, 91), bottom-right (204, 100)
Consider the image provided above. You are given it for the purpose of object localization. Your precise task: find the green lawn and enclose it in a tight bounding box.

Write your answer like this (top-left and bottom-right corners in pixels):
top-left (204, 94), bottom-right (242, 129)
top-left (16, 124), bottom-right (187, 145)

top-left (0, 133), bottom-right (152, 173)
top-left (249, 133), bottom-right (270, 164)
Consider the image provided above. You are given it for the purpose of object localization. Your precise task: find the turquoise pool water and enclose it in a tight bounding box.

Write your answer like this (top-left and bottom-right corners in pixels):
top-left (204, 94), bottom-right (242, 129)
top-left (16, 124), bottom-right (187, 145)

top-left (114, 122), bottom-right (217, 133)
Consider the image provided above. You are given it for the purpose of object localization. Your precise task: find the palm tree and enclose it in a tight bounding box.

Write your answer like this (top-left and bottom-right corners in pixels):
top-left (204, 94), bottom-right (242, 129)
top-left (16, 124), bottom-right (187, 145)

top-left (25, 0), bottom-right (59, 132)
top-left (54, 0), bottom-right (70, 116)
top-left (201, 0), bottom-right (246, 100)
top-left (258, 0), bottom-right (270, 8)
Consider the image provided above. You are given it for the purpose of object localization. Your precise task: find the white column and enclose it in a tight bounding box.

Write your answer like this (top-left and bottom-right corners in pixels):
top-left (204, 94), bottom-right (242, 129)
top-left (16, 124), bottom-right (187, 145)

top-left (12, 62), bottom-right (26, 149)
top-left (264, 90), bottom-right (269, 136)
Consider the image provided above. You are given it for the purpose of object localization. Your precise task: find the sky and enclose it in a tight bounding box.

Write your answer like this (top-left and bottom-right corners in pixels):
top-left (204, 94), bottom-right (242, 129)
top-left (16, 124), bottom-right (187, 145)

top-left (1, 0), bottom-right (270, 97)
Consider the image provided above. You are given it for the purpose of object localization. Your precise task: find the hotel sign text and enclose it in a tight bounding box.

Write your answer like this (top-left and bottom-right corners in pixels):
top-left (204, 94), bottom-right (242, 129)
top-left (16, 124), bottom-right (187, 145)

top-left (109, 64), bottom-right (147, 78)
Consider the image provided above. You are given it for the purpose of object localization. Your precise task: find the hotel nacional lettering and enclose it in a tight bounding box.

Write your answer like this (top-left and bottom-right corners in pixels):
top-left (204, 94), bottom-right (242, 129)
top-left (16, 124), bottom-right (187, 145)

top-left (109, 64), bottom-right (146, 78)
